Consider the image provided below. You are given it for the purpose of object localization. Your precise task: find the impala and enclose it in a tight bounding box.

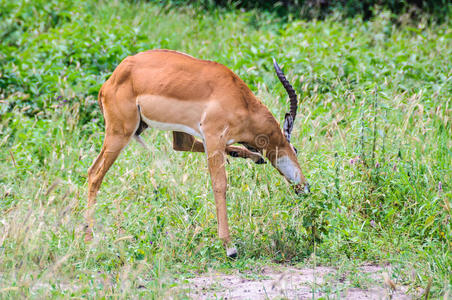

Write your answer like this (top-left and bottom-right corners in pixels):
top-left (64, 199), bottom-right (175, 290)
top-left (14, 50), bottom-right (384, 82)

top-left (85, 49), bottom-right (310, 257)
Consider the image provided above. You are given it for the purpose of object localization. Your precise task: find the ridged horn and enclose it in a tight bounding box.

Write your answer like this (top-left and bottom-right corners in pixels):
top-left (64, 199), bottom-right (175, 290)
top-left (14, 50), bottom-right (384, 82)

top-left (273, 58), bottom-right (298, 121)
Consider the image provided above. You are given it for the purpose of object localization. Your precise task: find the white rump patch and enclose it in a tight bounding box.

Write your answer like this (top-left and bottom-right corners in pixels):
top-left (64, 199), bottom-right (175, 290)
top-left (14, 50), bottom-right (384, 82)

top-left (140, 114), bottom-right (203, 140)
top-left (275, 156), bottom-right (301, 184)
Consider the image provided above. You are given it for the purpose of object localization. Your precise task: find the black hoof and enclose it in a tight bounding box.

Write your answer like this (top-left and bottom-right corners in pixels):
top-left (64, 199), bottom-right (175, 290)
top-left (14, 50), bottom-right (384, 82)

top-left (255, 157), bottom-right (266, 164)
top-left (229, 151), bottom-right (239, 158)
top-left (226, 247), bottom-right (237, 258)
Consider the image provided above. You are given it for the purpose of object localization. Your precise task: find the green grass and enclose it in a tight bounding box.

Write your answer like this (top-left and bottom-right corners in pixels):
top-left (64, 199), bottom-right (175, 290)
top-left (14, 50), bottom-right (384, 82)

top-left (1, 0), bottom-right (451, 298)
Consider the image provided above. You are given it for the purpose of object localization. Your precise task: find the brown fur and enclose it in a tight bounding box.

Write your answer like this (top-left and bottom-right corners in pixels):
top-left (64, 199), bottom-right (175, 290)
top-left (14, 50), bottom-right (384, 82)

top-left (85, 50), bottom-right (308, 254)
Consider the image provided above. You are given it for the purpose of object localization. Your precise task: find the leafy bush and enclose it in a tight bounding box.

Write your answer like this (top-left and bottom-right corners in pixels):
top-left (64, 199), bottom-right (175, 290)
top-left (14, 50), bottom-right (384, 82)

top-left (161, 0), bottom-right (451, 20)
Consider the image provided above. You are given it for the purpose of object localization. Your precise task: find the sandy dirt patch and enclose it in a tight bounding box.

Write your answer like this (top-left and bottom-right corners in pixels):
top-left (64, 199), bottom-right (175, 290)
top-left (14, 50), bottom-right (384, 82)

top-left (181, 265), bottom-right (414, 299)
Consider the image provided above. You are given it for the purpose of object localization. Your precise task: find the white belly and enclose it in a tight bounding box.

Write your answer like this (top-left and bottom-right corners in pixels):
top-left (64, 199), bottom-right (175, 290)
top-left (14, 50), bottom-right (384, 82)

top-left (140, 113), bottom-right (203, 140)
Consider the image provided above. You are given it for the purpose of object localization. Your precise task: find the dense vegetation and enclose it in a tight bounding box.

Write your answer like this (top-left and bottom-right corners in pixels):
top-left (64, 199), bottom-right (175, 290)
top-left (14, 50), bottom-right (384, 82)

top-left (1, 0), bottom-right (451, 297)
top-left (170, 0), bottom-right (450, 21)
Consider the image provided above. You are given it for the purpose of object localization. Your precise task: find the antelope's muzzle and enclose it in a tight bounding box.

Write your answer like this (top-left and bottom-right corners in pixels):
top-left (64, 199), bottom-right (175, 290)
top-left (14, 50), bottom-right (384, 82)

top-left (294, 182), bottom-right (310, 195)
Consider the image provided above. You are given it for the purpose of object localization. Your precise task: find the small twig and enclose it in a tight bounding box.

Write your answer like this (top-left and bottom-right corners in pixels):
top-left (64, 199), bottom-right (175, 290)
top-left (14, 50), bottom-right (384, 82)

top-left (423, 278), bottom-right (432, 300)
top-left (382, 271), bottom-right (396, 299)
top-left (334, 152), bottom-right (341, 202)
top-left (9, 150), bottom-right (16, 168)
top-left (381, 109), bottom-right (388, 161)
top-left (371, 86), bottom-right (378, 168)
top-left (359, 97), bottom-right (366, 165)
top-left (45, 179), bottom-right (62, 196)
top-left (312, 229), bottom-right (317, 300)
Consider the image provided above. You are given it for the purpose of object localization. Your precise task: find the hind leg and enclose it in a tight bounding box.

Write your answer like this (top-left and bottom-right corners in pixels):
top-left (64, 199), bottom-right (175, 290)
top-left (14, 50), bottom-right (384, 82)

top-left (85, 133), bottom-right (133, 241)
top-left (85, 88), bottom-right (139, 241)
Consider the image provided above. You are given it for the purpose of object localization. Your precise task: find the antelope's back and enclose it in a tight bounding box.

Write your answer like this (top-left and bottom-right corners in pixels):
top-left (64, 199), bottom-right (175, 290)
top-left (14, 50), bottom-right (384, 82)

top-left (121, 50), bottom-right (236, 102)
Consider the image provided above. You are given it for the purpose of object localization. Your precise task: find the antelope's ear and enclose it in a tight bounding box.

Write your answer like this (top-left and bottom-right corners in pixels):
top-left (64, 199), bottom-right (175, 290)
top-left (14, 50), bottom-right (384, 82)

top-left (283, 113), bottom-right (294, 143)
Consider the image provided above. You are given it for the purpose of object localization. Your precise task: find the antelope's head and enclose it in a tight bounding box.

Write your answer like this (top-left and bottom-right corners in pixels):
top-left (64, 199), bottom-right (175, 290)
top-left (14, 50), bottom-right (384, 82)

top-left (271, 58), bottom-right (310, 195)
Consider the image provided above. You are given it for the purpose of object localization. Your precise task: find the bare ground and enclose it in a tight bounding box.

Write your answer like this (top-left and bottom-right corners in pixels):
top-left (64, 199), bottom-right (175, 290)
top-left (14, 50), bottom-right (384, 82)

top-left (179, 265), bottom-right (416, 299)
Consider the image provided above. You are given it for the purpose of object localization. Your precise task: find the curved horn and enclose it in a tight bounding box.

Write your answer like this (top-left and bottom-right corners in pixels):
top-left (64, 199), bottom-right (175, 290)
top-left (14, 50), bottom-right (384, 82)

top-left (273, 58), bottom-right (298, 120)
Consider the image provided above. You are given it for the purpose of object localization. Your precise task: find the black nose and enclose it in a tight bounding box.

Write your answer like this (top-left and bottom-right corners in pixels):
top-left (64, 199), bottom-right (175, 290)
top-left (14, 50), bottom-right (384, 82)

top-left (294, 183), bottom-right (310, 195)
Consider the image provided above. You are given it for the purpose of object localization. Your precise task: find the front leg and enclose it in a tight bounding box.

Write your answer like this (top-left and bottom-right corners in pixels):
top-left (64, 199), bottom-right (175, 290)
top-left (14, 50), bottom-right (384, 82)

top-left (226, 145), bottom-right (266, 164)
top-left (204, 134), bottom-right (237, 258)
top-left (172, 131), bottom-right (265, 164)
